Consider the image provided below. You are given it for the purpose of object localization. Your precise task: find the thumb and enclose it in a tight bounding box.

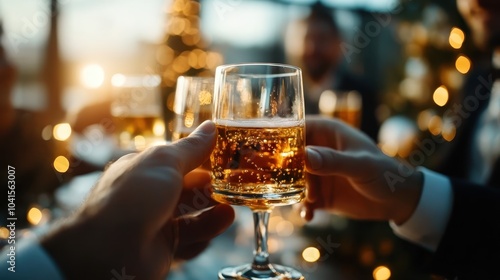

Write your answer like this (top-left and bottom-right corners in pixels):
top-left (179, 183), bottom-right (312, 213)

top-left (305, 146), bottom-right (364, 178)
top-left (168, 120), bottom-right (216, 174)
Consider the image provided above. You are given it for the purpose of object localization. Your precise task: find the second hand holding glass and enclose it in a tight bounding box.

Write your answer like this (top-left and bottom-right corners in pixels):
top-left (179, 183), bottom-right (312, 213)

top-left (211, 63), bottom-right (306, 280)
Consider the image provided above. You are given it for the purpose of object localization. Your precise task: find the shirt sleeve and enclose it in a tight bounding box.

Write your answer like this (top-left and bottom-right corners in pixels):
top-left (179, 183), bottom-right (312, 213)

top-left (389, 167), bottom-right (453, 252)
top-left (0, 236), bottom-right (64, 280)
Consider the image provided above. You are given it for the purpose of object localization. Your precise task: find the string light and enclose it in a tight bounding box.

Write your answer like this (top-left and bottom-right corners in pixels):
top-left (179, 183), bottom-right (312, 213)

top-left (53, 156), bottom-right (70, 173)
top-left (373, 266), bottom-right (391, 280)
top-left (153, 119), bottom-right (166, 136)
top-left (455, 55), bottom-right (471, 74)
top-left (41, 125), bottom-right (53, 140)
top-left (428, 115), bottom-right (443, 136)
top-left (0, 227), bottom-right (9, 239)
top-left (53, 123), bottom-right (72, 141)
top-left (27, 207), bottom-right (43, 225)
top-left (433, 86), bottom-right (449, 107)
top-left (111, 73), bottom-right (127, 87)
top-left (81, 64), bottom-right (105, 88)
top-left (449, 27), bottom-right (465, 49)
top-left (302, 247), bottom-right (321, 263)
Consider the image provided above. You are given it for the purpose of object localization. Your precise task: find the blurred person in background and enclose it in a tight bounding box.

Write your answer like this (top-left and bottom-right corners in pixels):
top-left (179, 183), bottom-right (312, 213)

top-left (284, 2), bottom-right (380, 140)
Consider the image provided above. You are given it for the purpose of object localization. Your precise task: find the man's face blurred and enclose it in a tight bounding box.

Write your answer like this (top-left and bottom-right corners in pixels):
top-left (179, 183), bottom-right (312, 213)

top-left (457, 0), bottom-right (500, 50)
top-left (301, 19), bottom-right (341, 82)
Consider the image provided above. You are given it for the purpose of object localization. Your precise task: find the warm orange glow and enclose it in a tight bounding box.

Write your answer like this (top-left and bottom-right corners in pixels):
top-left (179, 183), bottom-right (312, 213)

top-left (206, 52), bottom-right (224, 69)
top-left (27, 207), bottom-right (43, 225)
top-left (53, 156), bottom-right (70, 173)
top-left (134, 135), bottom-right (147, 151)
top-left (41, 125), bottom-right (52, 140)
top-left (417, 110), bottom-right (433, 131)
top-left (433, 86), bottom-right (449, 107)
top-left (276, 220), bottom-right (294, 237)
top-left (380, 143), bottom-right (398, 158)
top-left (81, 64), bottom-right (105, 88)
top-left (373, 266), bottom-right (391, 280)
top-left (184, 112), bottom-right (195, 128)
top-left (53, 123), bottom-right (72, 141)
top-left (111, 73), bottom-right (127, 87)
top-left (302, 247), bottom-right (321, 263)
top-left (428, 115), bottom-right (443, 136)
top-left (455, 55), bottom-right (471, 74)
top-left (199, 90), bottom-right (212, 105)
top-left (449, 27), bottom-right (465, 49)
top-left (0, 227), bottom-right (9, 239)
top-left (442, 124), bottom-right (457, 142)
top-left (153, 119), bottom-right (166, 136)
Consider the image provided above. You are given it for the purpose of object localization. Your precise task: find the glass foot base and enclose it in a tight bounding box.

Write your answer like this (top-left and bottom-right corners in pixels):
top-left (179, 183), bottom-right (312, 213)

top-left (218, 263), bottom-right (304, 280)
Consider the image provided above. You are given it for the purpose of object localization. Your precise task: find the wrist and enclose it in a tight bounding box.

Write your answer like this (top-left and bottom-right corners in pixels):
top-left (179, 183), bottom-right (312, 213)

top-left (391, 170), bottom-right (424, 225)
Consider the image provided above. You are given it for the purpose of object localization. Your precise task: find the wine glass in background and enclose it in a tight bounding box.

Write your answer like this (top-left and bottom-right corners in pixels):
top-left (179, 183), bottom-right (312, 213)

top-left (171, 76), bottom-right (214, 141)
top-left (110, 74), bottom-right (166, 151)
top-left (211, 63), bottom-right (306, 280)
top-left (319, 89), bottom-right (362, 128)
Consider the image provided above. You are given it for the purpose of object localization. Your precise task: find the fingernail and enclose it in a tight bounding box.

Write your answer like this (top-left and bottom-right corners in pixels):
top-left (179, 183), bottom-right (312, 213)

top-left (306, 147), bottom-right (322, 170)
top-left (194, 120), bottom-right (215, 136)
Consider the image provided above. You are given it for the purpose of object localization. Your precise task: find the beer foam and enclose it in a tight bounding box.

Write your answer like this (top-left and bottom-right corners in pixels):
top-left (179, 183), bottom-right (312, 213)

top-left (215, 119), bottom-right (304, 128)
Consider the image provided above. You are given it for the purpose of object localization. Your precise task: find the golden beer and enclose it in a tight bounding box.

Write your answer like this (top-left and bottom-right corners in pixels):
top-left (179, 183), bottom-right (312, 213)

top-left (332, 107), bottom-right (361, 128)
top-left (171, 110), bottom-right (212, 141)
top-left (211, 120), bottom-right (305, 209)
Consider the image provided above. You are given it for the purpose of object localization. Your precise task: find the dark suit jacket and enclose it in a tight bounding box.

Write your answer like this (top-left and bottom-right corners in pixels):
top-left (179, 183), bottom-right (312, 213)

top-left (423, 64), bottom-right (500, 278)
top-left (429, 179), bottom-right (500, 279)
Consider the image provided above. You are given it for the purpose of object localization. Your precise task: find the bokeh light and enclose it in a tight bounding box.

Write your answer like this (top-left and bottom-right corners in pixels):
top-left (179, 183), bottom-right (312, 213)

top-left (417, 110), bottom-right (434, 131)
top-left (53, 156), bottom-right (70, 173)
top-left (81, 64), bottom-right (105, 88)
top-left (449, 27), bottom-right (465, 49)
top-left (373, 266), bottom-right (391, 280)
top-left (433, 86), bottom-right (448, 107)
top-left (0, 227), bottom-right (9, 239)
top-left (275, 220), bottom-right (294, 237)
top-left (428, 115), bottom-right (443, 136)
top-left (455, 55), bottom-right (471, 74)
top-left (153, 119), bottom-right (166, 136)
top-left (134, 135), bottom-right (147, 151)
top-left (27, 207), bottom-right (43, 225)
top-left (111, 73), bottom-right (127, 87)
top-left (41, 125), bottom-right (53, 140)
top-left (302, 247), bottom-right (321, 263)
top-left (53, 123), bottom-right (72, 141)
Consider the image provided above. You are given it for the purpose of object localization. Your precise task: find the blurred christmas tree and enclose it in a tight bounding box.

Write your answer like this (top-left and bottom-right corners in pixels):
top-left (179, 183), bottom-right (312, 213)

top-left (158, 0), bottom-right (223, 140)
top-left (377, 0), bottom-right (476, 168)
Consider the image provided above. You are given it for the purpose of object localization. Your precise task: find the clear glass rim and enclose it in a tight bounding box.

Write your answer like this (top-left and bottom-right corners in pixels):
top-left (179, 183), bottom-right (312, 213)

top-left (176, 75), bottom-right (214, 82)
top-left (216, 63), bottom-right (302, 78)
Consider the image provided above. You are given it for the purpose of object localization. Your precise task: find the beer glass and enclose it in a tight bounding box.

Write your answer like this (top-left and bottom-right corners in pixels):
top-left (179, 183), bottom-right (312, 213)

top-left (110, 74), bottom-right (165, 150)
top-left (319, 89), bottom-right (362, 128)
top-left (171, 76), bottom-right (214, 141)
top-left (211, 63), bottom-right (305, 279)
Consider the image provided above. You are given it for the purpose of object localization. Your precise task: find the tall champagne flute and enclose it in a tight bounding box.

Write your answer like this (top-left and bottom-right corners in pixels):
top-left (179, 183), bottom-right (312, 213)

top-left (211, 63), bottom-right (305, 280)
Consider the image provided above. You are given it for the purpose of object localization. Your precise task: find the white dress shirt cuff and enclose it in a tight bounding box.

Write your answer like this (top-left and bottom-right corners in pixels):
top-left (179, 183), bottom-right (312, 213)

top-left (389, 167), bottom-right (453, 252)
top-left (0, 236), bottom-right (64, 280)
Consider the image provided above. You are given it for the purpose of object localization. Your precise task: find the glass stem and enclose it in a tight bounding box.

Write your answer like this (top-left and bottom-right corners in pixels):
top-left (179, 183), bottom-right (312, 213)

top-left (251, 210), bottom-right (272, 271)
